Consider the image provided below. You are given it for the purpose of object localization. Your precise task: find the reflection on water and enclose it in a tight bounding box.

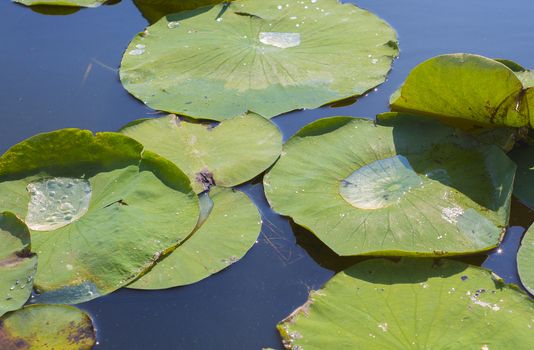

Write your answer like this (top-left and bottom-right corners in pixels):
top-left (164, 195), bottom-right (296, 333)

top-left (28, 4), bottom-right (80, 15)
top-left (1, 0), bottom-right (534, 348)
top-left (483, 226), bottom-right (525, 286)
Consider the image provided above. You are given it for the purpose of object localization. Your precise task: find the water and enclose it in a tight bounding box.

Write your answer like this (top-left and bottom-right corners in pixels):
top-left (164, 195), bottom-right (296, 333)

top-left (128, 44), bottom-right (145, 55)
top-left (26, 177), bottom-right (92, 231)
top-left (0, 0), bottom-right (533, 348)
top-left (259, 32), bottom-right (301, 49)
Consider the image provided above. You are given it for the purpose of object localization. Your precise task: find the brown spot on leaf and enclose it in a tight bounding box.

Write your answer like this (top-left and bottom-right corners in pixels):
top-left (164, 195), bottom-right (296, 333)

top-left (66, 319), bottom-right (95, 345)
top-left (0, 325), bottom-right (29, 350)
top-left (195, 168), bottom-right (216, 191)
top-left (0, 254), bottom-right (29, 268)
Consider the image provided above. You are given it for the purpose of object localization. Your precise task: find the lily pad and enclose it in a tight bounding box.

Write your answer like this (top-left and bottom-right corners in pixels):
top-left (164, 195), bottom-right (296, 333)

top-left (129, 187), bottom-right (261, 289)
top-left (0, 129), bottom-right (199, 304)
top-left (278, 258), bottom-right (534, 349)
top-left (13, 0), bottom-right (106, 8)
top-left (518, 224), bottom-right (534, 294)
top-left (264, 114), bottom-right (515, 256)
top-left (0, 212), bottom-right (37, 317)
top-left (120, 0), bottom-right (398, 120)
top-left (134, 0), bottom-right (223, 24)
top-left (510, 145), bottom-right (534, 209)
top-left (390, 54), bottom-right (533, 128)
top-left (515, 70), bottom-right (534, 88)
top-left (120, 113), bottom-right (282, 193)
top-left (0, 304), bottom-right (95, 349)
top-left (468, 126), bottom-right (521, 152)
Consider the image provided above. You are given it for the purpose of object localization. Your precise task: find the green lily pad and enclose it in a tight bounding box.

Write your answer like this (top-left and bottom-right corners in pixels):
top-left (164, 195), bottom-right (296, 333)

top-left (264, 114), bottom-right (515, 256)
top-left (120, 113), bottom-right (282, 193)
top-left (468, 126), bottom-right (521, 152)
top-left (494, 58), bottom-right (527, 72)
top-left (120, 0), bottom-right (398, 120)
top-left (518, 224), bottom-right (534, 294)
top-left (0, 212), bottom-right (37, 317)
top-left (0, 304), bottom-right (95, 349)
top-left (129, 186), bottom-right (261, 289)
top-left (134, 0), bottom-right (223, 24)
top-left (12, 0), bottom-right (106, 8)
top-left (278, 258), bottom-right (534, 349)
top-left (390, 54), bottom-right (532, 128)
top-left (502, 61), bottom-right (534, 123)
top-left (0, 129), bottom-right (199, 304)
top-left (510, 145), bottom-right (534, 209)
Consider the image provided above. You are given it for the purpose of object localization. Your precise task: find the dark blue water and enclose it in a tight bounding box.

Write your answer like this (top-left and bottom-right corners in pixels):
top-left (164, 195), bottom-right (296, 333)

top-left (1, 0), bottom-right (533, 349)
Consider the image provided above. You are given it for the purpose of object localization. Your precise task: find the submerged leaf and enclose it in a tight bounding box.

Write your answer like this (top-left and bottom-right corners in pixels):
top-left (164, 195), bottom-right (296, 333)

top-left (0, 129), bottom-right (199, 304)
top-left (390, 54), bottom-right (533, 128)
top-left (12, 0), bottom-right (106, 8)
top-left (279, 258), bottom-right (534, 349)
top-left (120, 0), bottom-right (398, 120)
top-left (264, 114), bottom-right (515, 256)
top-left (510, 145), bottom-right (534, 209)
top-left (129, 187), bottom-right (260, 289)
top-left (120, 113), bottom-right (282, 193)
top-left (0, 212), bottom-right (37, 317)
top-left (0, 304), bottom-right (95, 349)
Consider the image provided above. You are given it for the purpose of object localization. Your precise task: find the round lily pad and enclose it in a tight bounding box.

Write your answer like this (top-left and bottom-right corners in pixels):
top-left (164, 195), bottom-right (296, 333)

top-left (510, 145), bottom-right (534, 209)
top-left (120, 0), bottom-right (398, 120)
top-left (129, 186), bottom-right (261, 289)
top-left (278, 258), bottom-right (534, 349)
top-left (517, 224), bottom-right (534, 294)
top-left (13, 0), bottom-right (106, 8)
top-left (390, 54), bottom-right (532, 128)
top-left (0, 212), bottom-right (37, 317)
top-left (134, 0), bottom-right (223, 24)
top-left (264, 114), bottom-right (515, 256)
top-left (120, 113), bottom-right (282, 193)
top-left (0, 304), bottom-right (95, 349)
top-left (0, 129), bottom-right (199, 304)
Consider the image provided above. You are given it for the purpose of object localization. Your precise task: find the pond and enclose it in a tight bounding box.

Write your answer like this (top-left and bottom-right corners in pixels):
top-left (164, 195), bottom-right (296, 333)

top-left (1, 0), bottom-right (533, 348)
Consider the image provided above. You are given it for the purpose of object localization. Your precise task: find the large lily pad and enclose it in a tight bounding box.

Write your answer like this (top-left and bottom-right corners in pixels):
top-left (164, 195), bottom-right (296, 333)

top-left (129, 186), bottom-right (261, 289)
top-left (0, 304), bottom-right (95, 349)
top-left (0, 212), bottom-right (37, 317)
top-left (120, 0), bottom-right (398, 120)
top-left (264, 114), bottom-right (515, 256)
top-left (13, 0), bottom-right (106, 8)
top-left (134, 0), bottom-right (223, 24)
top-left (0, 129), bottom-right (199, 304)
top-left (120, 113), bottom-right (282, 193)
top-left (278, 258), bottom-right (534, 349)
top-left (518, 224), bottom-right (534, 294)
top-left (510, 145), bottom-right (534, 209)
top-left (390, 54), bottom-right (533, 128)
